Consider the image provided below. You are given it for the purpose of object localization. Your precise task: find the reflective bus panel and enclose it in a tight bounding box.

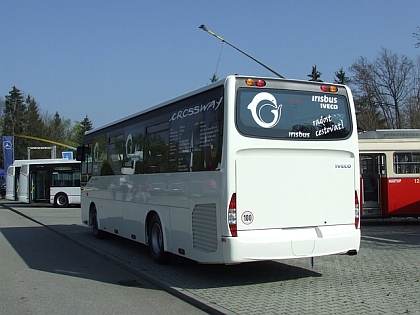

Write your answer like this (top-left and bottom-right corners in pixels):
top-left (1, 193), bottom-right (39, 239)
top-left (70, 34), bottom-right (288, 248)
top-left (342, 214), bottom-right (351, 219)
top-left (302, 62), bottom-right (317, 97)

top-left (78, 75), bottom-right (361, 264)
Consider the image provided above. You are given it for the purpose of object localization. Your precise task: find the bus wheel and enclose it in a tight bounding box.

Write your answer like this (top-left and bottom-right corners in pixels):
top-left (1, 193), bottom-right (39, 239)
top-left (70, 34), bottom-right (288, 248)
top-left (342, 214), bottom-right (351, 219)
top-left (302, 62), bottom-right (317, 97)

top-left (148, 215), bottom-right (170, 264)
top-left (54, 193), bottom-right (69, 208)
top-left (92, 208), bottom-right (105, 239)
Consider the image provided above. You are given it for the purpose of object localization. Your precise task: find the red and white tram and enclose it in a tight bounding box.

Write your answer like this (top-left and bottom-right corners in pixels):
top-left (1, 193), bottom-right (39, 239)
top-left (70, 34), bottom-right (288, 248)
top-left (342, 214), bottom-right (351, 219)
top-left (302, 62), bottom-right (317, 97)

top-left (358, 129), bottom-right (420, 218)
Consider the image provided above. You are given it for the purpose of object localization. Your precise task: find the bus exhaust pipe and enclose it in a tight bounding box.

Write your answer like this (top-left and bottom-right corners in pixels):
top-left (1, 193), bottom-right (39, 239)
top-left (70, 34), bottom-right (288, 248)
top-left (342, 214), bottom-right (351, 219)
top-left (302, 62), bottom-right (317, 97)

top-left (346, 250), bottom-right (358, 256)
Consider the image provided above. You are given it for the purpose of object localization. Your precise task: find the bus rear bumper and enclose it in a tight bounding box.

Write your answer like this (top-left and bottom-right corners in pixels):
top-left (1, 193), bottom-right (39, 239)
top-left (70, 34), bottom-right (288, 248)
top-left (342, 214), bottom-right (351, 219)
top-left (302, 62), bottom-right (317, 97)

top-left (222, 224), bottom-right (361, 263)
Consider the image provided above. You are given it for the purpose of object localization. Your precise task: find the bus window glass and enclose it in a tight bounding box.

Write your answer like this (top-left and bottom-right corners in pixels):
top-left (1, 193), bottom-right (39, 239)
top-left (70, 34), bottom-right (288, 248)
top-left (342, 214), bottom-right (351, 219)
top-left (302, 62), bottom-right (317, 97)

top-left (236, 89), bottom-right (351, 139)
top-left (168, 87), bottom-right (224, 172)
top-left (52, 169), bottom-right (81, 187)
top-left (107, 135), bottom-right (124, 175)
top-left (145, 122), bottom-right (170, 174)
top-left (394, 152), bottom-right (420, 174)
top-left (81, 143), bottom-right (93, 184)
top-left (92, 135), bottom-right (107, 176)
top-left (125, 123), bottom-right (145, 174)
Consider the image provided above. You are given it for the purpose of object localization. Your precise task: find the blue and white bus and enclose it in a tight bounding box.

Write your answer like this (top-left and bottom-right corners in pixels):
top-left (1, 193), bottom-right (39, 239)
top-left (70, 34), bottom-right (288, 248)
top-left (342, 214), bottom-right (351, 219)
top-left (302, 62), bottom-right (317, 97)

top-left (17, 159), bottom-right (81, 207)
top-left (78, 75), bottom-right (361, 264)
top-left (6, 159), bottom-right (69, 202)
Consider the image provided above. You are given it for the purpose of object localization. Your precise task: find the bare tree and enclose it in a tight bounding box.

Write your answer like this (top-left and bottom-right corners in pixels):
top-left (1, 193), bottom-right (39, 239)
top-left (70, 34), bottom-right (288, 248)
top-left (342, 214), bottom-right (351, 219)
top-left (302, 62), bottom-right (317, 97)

top-left (354, 95), bottom-right (386, 131)
top-left (414, 26), bottom-right (420, 48)
top-left (404, 56), bottom-right (420, 128)
top-left (0, 97), bottom-right (4, 120)
top-left (350, 48), bottom-right (414, 129)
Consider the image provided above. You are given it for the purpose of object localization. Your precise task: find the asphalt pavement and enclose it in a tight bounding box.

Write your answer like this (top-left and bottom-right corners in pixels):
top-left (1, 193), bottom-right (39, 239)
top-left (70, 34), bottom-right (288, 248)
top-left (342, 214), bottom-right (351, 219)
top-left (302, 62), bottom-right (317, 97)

top-left (2, 201), bottom-right (419, 315)
top-left (0, 204), bottom-right (208, 315)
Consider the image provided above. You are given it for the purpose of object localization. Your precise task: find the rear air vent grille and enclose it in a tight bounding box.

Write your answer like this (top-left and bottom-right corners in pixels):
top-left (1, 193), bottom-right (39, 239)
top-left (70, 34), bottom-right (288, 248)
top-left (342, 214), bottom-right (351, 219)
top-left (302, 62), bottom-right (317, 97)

top-left (192, 203), bottom-right (218, 252)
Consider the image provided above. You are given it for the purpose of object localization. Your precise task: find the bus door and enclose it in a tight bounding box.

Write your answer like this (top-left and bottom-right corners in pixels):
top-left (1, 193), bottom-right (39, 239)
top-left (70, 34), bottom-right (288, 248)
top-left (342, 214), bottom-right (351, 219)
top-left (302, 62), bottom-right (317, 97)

top-left (360, 154), bottom-right (386, 216)
top-left (13, 166), bottom-right (21, 201)
top-left (30, 170), bottom-right (50, 203)
top-left (6, 166), bottom-right (19, 201)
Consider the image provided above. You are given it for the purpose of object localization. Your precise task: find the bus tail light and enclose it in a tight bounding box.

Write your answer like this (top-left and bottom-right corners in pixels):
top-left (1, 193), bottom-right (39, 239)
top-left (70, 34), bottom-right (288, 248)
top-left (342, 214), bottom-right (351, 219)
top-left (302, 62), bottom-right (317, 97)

top-left (355, 191), bottom-right (360, 229)
top-left (320, 85), bottom-right (338, 93)
top-left (245, 78), bottom-right (266, 87)
top-left (228, 193), bottom-right (237, 237)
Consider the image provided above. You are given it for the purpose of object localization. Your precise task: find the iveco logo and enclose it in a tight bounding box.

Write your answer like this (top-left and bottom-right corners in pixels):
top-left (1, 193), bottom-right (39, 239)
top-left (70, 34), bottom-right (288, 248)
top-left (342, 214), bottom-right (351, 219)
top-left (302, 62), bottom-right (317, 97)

top-left (335, 164), bottom-right (352, 169)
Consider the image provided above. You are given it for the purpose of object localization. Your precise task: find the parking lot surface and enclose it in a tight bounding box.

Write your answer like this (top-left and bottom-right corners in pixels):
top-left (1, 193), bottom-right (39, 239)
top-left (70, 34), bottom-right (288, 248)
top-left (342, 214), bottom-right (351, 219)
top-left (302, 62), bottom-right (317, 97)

top-left (2, 202), bottom-right (420, 314)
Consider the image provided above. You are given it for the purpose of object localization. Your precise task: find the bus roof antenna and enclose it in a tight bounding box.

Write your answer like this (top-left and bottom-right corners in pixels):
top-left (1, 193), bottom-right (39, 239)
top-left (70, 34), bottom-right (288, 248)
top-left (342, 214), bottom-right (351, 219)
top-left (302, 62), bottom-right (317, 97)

top-left (199, 24), bottom-right (285, 79)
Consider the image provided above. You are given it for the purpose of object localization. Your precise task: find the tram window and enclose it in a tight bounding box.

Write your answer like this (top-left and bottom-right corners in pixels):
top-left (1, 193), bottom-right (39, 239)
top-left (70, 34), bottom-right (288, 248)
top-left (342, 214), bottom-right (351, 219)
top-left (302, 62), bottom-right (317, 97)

top-left (393, 152), bottom-right (420, 174)
top-left (360, 155), bottom-right (373, 174)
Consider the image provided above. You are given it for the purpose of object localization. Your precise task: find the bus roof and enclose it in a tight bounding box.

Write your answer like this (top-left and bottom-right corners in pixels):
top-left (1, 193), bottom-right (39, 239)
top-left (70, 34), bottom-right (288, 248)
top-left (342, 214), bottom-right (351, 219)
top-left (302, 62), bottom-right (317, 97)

top-left (85, 77), bottom-right (226, 136)
top-left (358, 129), bottom-right (420, 140)
top-left (11, 158), bottom-right (72, 166)
top-left (84, 74), bottom-right (347, 137)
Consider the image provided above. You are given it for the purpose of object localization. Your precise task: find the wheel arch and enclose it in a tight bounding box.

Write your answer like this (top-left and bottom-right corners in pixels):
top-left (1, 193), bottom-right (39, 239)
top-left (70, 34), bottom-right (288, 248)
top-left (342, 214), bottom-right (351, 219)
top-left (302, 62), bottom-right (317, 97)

top-left (88, 202), bottom-right (97, 226)
top-left (145, 209), bottom-right (170, 252)
top-left (145, 210), bottom-right (158, 244)
top-left (54, 191), bottom-right (69, 207)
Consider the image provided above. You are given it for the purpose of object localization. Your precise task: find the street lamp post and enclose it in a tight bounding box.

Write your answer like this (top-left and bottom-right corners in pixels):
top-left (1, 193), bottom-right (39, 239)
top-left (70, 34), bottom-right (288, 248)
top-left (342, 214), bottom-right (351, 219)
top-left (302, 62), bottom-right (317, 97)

top-left (199, 24), bottom-right (285, 79)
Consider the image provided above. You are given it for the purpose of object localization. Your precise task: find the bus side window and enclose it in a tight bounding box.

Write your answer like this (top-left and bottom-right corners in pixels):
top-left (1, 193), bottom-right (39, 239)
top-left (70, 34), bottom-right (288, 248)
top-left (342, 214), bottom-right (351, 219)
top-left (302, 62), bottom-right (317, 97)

top-left (145, 122), bottom-right (170, 174)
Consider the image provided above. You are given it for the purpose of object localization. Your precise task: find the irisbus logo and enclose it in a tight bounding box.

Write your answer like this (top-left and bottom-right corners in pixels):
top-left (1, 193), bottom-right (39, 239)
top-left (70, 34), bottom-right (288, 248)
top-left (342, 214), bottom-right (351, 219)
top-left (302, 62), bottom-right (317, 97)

top-left (335, 164), bottom-right (352, 169)
top-left (247, 92), bottom-right (282, 128)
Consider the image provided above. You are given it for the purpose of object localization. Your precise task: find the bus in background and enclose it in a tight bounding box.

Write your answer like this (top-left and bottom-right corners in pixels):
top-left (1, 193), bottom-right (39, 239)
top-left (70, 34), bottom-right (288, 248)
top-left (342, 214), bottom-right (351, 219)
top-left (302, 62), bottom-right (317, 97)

top-left (358, 129), bottom-right (420, 218)
top-left (5, 158), bottom-right (69, 201)
top-left (77, 75), bottom-right (361, 265)
top-left (18, 159), bottom-right (81, 207)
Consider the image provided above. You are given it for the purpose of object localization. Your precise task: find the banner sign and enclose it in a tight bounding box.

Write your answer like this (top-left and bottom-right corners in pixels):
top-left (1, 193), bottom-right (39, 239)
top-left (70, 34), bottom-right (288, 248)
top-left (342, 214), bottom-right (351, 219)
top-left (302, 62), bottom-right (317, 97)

top-left (2, 136), bottom-right (14, 171)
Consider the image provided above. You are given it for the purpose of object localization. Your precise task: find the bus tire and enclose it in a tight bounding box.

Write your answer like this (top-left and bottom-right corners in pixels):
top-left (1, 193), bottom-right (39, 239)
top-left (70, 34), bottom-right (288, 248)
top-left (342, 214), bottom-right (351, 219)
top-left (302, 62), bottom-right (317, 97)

top-left (54, 193), bottom-right (69, 208)
top-left (148, 215), bottom-right (170, 264)
top-left (92, 208), bottom-right (105, 239)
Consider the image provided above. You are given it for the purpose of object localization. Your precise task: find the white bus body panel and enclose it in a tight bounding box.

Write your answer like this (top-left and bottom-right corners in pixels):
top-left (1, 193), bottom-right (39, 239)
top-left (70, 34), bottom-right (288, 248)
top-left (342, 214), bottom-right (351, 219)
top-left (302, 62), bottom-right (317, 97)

top-left (5, 166), bottom-right (16, 201)
top-left (236, 148), bottom-right (355, 229)
top-left (81, 171), bottom-right (224, 263)
top-left (229, 148), bottom-right (360, 262)
top-left (18, 169), bottom-right (30, 203)
top-left (223, 225), bottom-right (360, 262)
top-left (50, 187), bottom-right (81, 205)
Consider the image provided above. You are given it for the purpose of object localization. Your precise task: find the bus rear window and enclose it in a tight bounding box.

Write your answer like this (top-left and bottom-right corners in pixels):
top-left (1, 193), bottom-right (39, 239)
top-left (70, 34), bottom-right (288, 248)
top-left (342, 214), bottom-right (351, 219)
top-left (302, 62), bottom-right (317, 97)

top-left (236, 88), bottom-right (351, 140)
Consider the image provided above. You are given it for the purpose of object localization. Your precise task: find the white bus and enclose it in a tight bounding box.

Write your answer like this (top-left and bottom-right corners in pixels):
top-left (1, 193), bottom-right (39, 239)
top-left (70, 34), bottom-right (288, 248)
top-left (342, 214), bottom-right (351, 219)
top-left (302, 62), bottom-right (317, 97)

top-left (77, 75), bottom-right (361, 264)
top-left (18, 159), bottom-right (81, 207)
top-left (6, 158), bottom-right (69, 201)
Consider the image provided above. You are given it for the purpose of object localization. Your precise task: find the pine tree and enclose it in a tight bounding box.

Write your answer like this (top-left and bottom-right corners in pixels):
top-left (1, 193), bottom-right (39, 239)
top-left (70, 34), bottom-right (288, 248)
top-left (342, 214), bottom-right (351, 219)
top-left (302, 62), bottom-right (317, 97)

top-left (3, 87), bottom-right (28, 159)
top-left (334, 68), bottom-right (350, 85)
top-left (51, 112), bottom-right (66, 142)
top-left (24, 95), bottom-right (46, 158)
top-left (307, 65), bottom-right (323, 82)
top-left (72, 115), bottom-right (93, 146)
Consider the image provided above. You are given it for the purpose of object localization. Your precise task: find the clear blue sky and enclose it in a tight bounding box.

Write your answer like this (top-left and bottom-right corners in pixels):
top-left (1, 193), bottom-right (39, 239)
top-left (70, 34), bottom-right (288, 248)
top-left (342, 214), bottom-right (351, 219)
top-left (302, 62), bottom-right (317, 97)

top-left (1, 0), bottom-right (419, 129)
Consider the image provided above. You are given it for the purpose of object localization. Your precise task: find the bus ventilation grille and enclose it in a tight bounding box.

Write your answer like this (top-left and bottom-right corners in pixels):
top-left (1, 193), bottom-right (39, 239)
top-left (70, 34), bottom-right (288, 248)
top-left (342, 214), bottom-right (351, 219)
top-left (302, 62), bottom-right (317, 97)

top-left (192, 203), bottom-right (218, 252)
